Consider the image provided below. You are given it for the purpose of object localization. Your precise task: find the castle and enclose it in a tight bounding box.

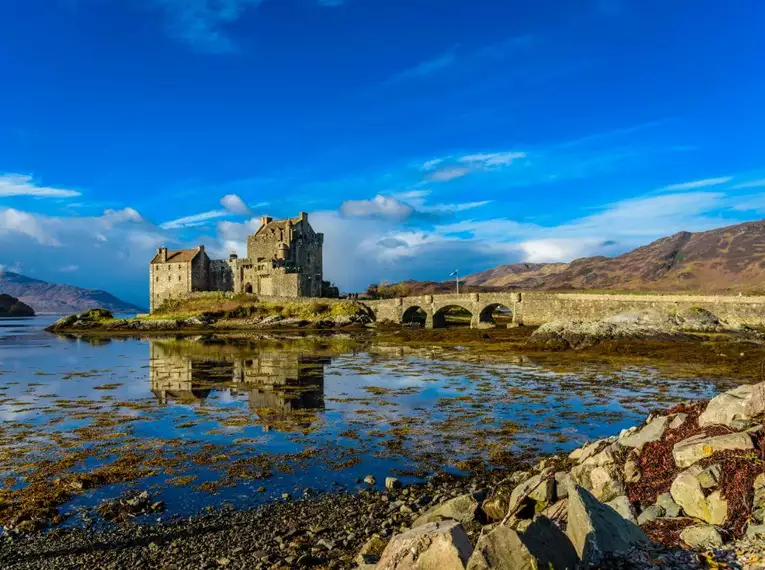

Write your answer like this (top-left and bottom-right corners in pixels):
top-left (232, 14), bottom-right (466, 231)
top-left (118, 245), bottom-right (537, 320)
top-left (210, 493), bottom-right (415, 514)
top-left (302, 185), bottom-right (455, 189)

top-left (150, 212), bottom-right (325, 312)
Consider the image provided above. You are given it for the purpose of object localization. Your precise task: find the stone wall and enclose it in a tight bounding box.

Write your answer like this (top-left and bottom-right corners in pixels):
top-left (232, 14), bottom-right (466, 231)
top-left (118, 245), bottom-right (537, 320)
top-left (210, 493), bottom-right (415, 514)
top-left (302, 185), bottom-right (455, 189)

top-left (518, 292), bottom-right (765, 326)
top-left (363, 291), bottom-right (765, 328)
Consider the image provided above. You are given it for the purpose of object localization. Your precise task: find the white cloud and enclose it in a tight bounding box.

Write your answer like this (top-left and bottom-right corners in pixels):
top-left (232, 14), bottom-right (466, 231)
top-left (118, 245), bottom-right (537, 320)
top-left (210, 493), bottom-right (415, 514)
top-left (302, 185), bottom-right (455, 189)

top-left (386, 52), bottom-right (456, 84)
top-left (731, 178), bottom-right (765, 190)
top-left (152, 0), bottom-right (342, 53)
top-left (421, 201), bottom-right (491, 214)
top-left (459, 152), bottom-right (527, 167)
top-left (421, 159), bottom-right (444, 172)
top-left (160, 210), bottom-right (229, 229)
top-left (427, 166), bottom-right (471, 182)
top-left (220, 193), bottom-right (251, 215)
top-left (422, 150), bottom-right (528, 183)
top-left (519, 238), bottom-right (617, 263)
top-left (214, 217), bottom-right (264, 256)
top-left (0, 206), bottom-right (170, 306)
top-left (0, 174), bottom-right (81, 198)
top-left (340, 195), bottom-right (414, 220)
top-left (0, 208), bottom-right (59, 245)
top-left (663, 176), bottom-right (732, 191)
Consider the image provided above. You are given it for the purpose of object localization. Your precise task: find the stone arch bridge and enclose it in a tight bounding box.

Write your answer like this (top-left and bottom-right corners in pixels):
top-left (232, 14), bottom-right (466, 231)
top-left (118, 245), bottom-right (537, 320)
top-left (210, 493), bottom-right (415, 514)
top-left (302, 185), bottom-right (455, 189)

top-left (362, 293), bottom-right (523, 329)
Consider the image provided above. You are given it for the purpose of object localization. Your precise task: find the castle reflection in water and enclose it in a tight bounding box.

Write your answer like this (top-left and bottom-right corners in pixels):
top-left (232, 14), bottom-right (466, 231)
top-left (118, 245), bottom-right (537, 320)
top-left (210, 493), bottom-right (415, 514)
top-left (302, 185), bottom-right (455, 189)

top-left (149, 340), bottom-right (330, 429)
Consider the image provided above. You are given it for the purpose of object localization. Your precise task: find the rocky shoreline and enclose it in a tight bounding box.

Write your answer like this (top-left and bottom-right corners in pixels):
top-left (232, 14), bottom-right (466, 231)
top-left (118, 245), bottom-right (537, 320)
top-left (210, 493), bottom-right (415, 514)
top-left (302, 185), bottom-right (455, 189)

top-left (3, 381), bottom-right (765, 569)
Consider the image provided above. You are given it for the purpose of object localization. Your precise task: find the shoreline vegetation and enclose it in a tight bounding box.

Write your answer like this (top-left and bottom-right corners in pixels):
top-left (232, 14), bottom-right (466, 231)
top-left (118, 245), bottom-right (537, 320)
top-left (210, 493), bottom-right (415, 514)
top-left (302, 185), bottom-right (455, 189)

top-left (44, 293), bottom-right (765, 383)
top-left (2, 381), bottom-right (765, 569)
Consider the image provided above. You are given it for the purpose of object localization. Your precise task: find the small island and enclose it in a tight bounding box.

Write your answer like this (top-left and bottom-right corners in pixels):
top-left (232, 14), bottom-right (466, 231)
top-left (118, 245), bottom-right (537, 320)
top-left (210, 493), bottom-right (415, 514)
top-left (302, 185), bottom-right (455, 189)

top-left (0, 294), bottom-right (35, 317)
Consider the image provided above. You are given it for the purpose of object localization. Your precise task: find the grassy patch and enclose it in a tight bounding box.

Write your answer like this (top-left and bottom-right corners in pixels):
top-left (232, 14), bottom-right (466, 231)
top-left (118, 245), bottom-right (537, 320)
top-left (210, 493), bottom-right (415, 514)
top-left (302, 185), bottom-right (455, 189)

top-left (147, 293), bottom-right (363, 322)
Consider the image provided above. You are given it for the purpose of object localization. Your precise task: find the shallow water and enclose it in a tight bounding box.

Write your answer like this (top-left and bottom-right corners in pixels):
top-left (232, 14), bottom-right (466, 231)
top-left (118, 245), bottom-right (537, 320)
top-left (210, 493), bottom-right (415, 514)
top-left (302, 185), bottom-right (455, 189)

top-left (0, 316), bottom-right (729, 529)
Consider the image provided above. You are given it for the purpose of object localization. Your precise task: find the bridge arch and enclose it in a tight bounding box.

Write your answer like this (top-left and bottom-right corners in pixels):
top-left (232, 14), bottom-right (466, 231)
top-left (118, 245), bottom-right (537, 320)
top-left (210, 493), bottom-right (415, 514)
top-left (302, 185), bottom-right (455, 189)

top-left (478, 302), bottom-right (514, 327)
top-left (402, 305), bottom-right (428, 326)
top-left (432, 304), bottom-right (474, 328)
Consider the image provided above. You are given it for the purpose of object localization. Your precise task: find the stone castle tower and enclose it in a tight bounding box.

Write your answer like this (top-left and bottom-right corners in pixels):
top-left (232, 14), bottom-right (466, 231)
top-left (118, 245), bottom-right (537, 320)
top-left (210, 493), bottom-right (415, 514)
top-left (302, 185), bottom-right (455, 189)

top-left (149, 212), bottom-right (324, 312)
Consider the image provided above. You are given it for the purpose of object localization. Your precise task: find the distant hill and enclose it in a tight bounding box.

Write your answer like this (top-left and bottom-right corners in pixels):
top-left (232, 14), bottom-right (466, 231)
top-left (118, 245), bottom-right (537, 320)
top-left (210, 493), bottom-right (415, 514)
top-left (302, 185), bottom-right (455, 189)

top-left (0, 272), bottom-right (146, 315)
top-left (0, 294), bottom-right (35, 317)
top-left (373, 219), bottom-right (765, 295)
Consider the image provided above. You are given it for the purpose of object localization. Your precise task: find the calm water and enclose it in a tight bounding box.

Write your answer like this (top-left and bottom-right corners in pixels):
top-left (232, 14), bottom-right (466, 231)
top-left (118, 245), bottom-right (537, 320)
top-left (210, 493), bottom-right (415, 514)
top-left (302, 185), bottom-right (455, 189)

top-left (0, 316), bottom-right (727, 528)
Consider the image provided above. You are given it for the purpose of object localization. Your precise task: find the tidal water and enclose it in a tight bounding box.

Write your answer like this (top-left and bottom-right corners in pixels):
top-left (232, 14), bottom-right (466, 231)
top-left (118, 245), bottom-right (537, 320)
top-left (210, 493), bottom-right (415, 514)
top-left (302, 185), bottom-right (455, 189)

top-left (0, 316), bottom-right (729, 528)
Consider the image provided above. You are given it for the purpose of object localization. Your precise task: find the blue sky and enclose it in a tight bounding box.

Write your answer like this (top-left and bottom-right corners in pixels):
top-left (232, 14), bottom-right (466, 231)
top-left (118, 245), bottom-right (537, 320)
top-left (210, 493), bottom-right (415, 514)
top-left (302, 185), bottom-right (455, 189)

top-left (1, 0), bottom-right (765, 306)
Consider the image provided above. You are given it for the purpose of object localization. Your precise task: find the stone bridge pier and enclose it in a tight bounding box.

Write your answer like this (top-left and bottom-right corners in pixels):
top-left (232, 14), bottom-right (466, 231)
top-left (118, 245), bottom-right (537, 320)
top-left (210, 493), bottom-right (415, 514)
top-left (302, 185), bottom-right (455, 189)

top-left (362, 292), bottom-right (523, 329)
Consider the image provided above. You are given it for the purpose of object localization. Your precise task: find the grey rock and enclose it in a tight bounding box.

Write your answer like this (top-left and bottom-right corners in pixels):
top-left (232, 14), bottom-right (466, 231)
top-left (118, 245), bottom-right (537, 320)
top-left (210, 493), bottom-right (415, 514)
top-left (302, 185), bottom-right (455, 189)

top-left (680, 525), bottom-right (723, 549)
top-left (668, 413), bottom-right (688, 430)
top-left (619, 416), bottom-right (669, 449)
top-left (413, 493), bottom-right (480, 528)
top-left (376, 521), bottom-right (473, 570)
top-left (624, 459), bottom-right (641, 484)
top-left (466, 517), bottom-right (577, 570)
top-left (637, 504), bottom-right (664, 526)
top-left (696, 464), bottom-right (722, 489)
top-left (385, 477), bottom-right (402, 491)
top-left (554, 471), bottom-right (571, 500)
top-left (566, 485), bottom-right (648, 567)
top-left (699, 381), bottom-right (765, 429)
top-left (605, 495), bottom-right (637, 524)
top-left (670, 466), bottom-right (728, 525)
top-left (672, 432), bottom-right (753, 468)
top-left (656, 493), bottom-right (681, 518)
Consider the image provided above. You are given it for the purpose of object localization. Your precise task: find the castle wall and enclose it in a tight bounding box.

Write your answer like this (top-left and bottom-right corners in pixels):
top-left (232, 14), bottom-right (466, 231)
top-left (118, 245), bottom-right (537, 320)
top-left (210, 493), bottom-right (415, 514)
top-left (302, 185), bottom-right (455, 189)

top-left (209, 260), bottom-right (234, 292)
top-left (150, 260), bottom-right (193, 312)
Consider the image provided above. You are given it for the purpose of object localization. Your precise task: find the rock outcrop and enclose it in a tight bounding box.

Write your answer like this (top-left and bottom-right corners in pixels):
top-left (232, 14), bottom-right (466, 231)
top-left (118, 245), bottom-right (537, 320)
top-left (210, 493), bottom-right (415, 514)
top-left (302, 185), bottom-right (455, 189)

top-left (361, 380), bottom-right (765, 569)
top-left (376, 521), bottom-right (473, 570)
top-left (0, 294), bottom-right (34, 317)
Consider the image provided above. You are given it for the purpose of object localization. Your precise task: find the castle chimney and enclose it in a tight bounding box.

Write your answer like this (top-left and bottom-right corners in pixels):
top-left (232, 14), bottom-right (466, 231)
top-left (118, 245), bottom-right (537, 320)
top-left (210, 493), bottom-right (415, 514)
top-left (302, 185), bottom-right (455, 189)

top-left (157, 247), bottom-right (168, 262)
top-left (197, 245), bottom-right (205, 253)
top-left (229, 252), bottom-right (238, 261)
top-left (261, 216), bottom-right (273, 227)
top-left (299, 211), bottom-right (308, 222)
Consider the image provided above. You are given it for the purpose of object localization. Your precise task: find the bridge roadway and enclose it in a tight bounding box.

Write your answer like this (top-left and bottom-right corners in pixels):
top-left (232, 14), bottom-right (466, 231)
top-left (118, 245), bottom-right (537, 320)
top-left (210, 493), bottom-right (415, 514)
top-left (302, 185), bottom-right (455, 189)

top-left (362, 292), bottom-right (523, 329)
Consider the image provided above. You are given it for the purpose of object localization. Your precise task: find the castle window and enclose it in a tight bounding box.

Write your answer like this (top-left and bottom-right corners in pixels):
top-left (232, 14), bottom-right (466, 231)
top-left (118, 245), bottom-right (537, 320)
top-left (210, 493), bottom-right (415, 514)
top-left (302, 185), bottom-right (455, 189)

top-left (155, 276), bottom-right (159, 282)
top-left (168, 276), bottom-right (171, 282)
top-left (178, 275), bottom-right (182, 282)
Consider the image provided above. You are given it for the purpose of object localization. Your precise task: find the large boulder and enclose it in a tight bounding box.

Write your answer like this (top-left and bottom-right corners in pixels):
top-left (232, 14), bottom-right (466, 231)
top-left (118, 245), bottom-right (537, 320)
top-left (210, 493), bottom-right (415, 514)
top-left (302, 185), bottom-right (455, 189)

top-left (566, 485), bottom-right (648, 566)
top-left (673, 307), bottom-right (723, 332)
top-left (699, 382), bottom-right (765, 429)
top-left (505, 473), bottom-right (554, 517)
top-left (466, 517), bottom-right (577, 570)
top-left (526, 313), bottom-right (685, 350)
top-left (377, 521), bottom-right (473, 570)
top-left (680, 525), bottom-right (723, 549)
top-left (672, 432), bottom-right (754, 468)
top-left (669, 466), bottom-right (728, 525)
top-left (619, 416), bottom-right (669, 449)
top-left (413, 493), bottom-right (480, 528)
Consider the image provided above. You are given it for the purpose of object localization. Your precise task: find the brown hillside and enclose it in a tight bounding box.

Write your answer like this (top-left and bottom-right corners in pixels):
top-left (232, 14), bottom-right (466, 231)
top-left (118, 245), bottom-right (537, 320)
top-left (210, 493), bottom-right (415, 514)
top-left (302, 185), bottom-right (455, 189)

top-left (376, 219), bottom-right (765, 295)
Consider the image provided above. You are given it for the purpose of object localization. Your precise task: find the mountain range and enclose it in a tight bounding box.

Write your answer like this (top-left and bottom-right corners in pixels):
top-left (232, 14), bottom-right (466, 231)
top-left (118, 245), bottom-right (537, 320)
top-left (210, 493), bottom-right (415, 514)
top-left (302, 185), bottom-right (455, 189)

top-left (0, 272), bottom-right (146, 315)
top-left (382, 219), bottom-right (765, 295)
